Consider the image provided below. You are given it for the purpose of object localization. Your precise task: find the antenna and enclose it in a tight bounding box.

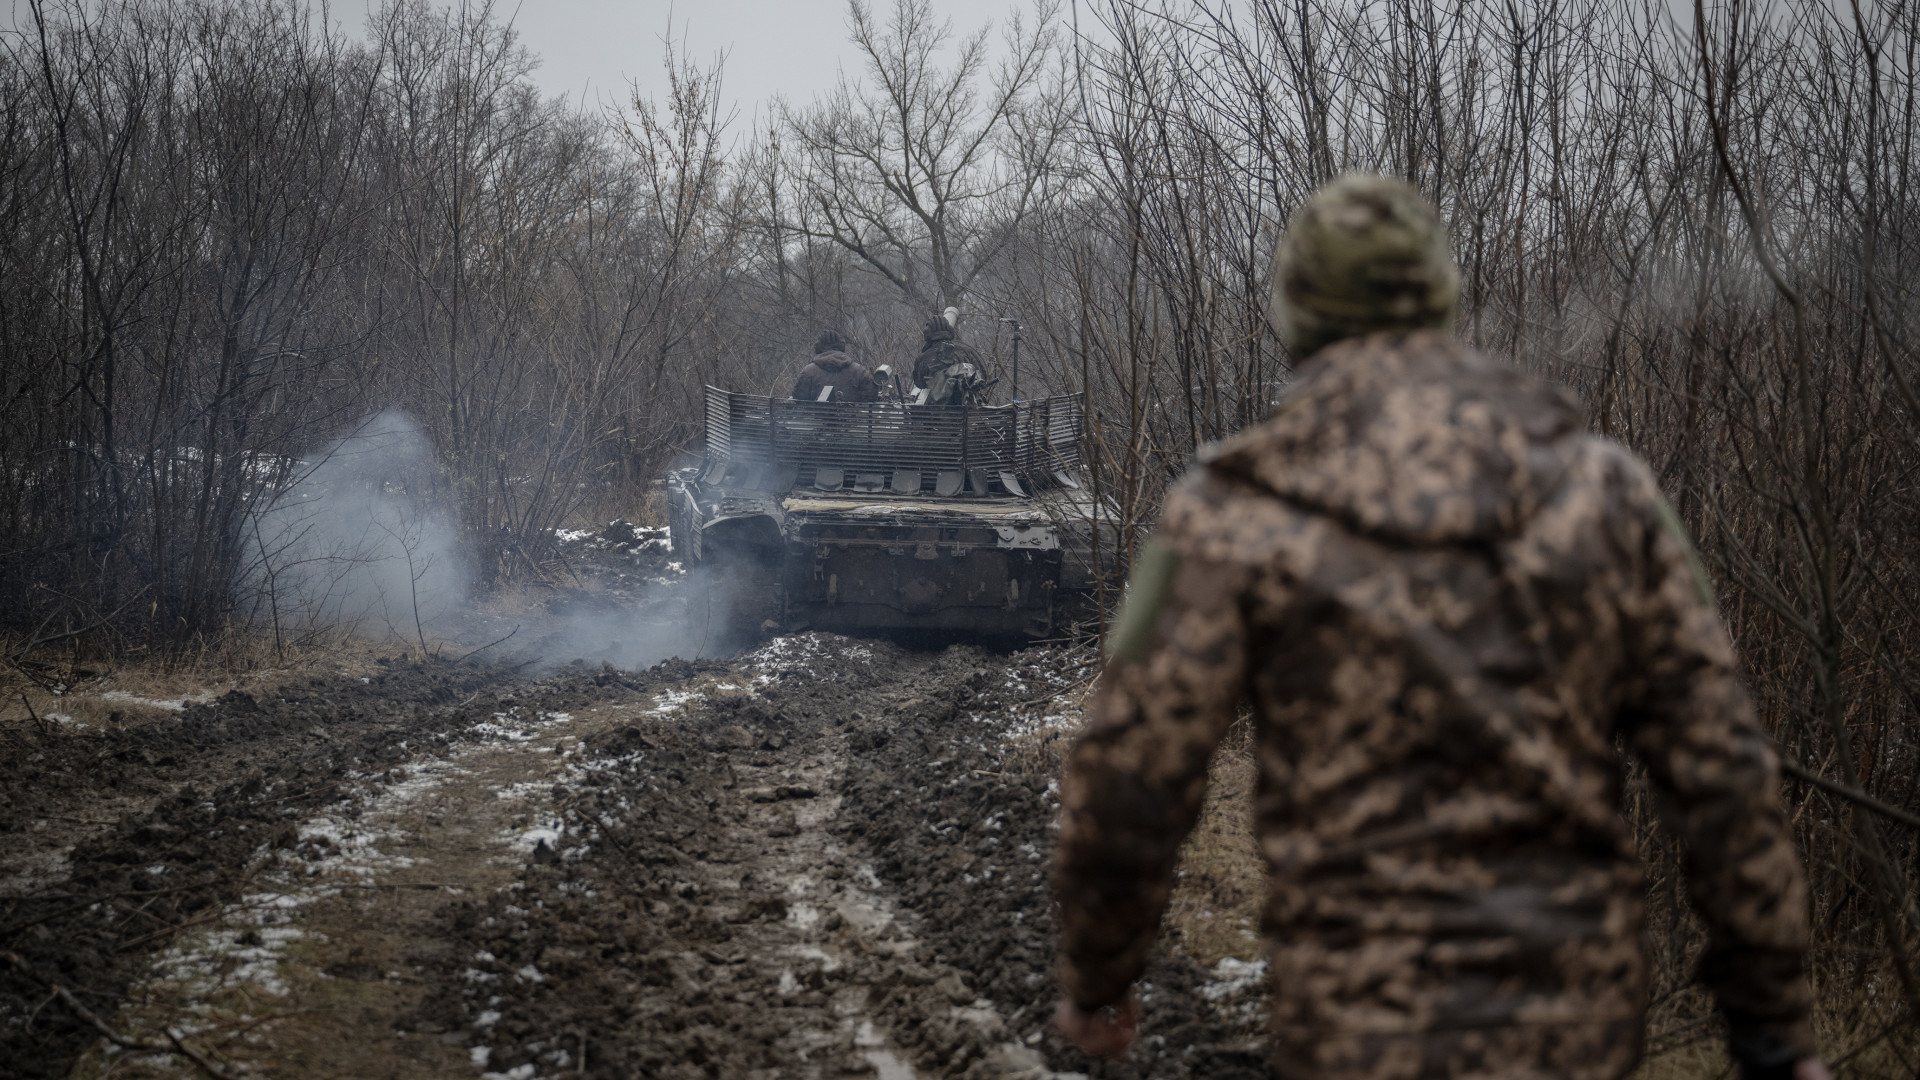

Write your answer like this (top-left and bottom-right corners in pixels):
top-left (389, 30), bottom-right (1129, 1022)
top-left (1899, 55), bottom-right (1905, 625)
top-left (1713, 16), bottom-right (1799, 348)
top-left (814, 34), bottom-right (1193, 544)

top-left (997, 316), bottom-right (1022, 403)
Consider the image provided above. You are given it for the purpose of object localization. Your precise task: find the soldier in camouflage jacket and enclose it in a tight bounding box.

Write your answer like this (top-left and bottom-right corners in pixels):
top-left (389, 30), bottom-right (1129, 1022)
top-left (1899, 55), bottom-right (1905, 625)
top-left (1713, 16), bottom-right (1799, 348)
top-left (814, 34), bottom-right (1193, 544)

top-left (1051, 175), bottom-right (1821, 1080)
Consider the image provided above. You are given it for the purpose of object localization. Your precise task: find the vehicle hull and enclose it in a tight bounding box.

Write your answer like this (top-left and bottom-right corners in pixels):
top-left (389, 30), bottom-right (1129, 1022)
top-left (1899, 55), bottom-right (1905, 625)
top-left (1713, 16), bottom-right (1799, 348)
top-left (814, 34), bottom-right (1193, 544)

top-left (665, 389), bottom-right (1117, 640)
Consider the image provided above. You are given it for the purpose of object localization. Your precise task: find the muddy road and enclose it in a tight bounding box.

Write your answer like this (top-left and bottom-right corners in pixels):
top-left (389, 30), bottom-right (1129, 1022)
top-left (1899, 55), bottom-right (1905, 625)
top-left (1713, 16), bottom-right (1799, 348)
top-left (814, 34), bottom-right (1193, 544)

top-left (2, 633), bottom-right (1267, 1079)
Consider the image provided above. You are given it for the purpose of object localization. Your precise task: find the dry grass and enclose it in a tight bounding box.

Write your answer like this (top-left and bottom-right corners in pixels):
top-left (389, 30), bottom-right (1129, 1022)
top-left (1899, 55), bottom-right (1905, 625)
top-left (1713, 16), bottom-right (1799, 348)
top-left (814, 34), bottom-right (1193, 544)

top-left (1163, 736), bottom-right (1264, 965)
top-left (466, 580), bottom-right (565, 621)
top-left (1002, 724), bottom-right (1078, 777)
top-left (574, 482), bottom-right (669, 532)
top-left (1000, 673), bottom-right (1102, 777)
top-left (0, 632), bottom-right (418, 738)
top-left (1008, 711), bottom-right (1266, 967)
top-left (1624, 1041), bottom-right (1735, 1080)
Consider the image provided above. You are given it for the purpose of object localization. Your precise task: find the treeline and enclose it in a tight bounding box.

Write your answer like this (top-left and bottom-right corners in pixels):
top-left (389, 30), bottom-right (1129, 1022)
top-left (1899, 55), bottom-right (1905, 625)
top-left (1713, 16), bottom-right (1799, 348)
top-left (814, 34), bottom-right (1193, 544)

top-left (0, 0), bottom-right (762, 654)
top-left (2, 0), bottom-right (1916, 1058)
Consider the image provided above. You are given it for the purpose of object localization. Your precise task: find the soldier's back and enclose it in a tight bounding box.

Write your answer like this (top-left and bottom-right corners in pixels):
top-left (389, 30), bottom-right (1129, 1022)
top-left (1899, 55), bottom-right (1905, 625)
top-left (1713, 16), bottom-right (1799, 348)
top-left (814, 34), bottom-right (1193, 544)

top-left (1154, 329), bottom-right (1769, 1078)
top-left (1054, 171), bottom-right (1814, 1080)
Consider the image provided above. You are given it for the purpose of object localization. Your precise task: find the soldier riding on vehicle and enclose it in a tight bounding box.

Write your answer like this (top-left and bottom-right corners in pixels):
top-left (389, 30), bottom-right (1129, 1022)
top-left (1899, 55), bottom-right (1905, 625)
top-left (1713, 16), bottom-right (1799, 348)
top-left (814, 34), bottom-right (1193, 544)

top-left (791, 329), bottom-right (877, 403)
top-left (912, 309), bottom-right (987, 406)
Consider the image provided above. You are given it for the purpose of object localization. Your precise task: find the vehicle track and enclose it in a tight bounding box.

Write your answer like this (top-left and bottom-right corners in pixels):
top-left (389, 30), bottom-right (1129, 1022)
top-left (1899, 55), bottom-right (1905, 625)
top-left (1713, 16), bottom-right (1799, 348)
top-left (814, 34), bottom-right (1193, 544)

top-left (413, 638), bottom-right (1069, 1080)
top-left (415, 635), bottom-right (1265, 1080)
top-left (5, 635), bottom-right (1267, 1079)
top-left (0, 661), bottom-right (517, 1079)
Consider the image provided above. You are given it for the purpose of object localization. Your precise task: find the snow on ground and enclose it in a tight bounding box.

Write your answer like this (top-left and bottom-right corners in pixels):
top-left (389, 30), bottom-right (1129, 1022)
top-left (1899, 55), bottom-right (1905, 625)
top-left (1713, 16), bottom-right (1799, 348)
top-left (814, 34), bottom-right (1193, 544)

top-left (121, 708), bottom-right (584, 1012)
top-left (546, 521), bottom-right (682, 590)
top-left (998, 710), bottom-right (1083, 740)
top-left (1201, 957), bottom-right (1269, 1001)
top-left (100, 689), bottom-right (220, 712)
top-left (646, 688), bottom-right (703, 715)
top-left (748, 631), bottom-right (879, 685)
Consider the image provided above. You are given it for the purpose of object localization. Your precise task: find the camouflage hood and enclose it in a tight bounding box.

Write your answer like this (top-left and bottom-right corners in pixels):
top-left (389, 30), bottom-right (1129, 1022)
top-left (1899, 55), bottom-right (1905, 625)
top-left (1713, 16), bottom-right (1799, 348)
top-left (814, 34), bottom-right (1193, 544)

top-left (809, 350), bottom-right (854, 372)
top-left (1204, 330), bottom-right (1585, 544)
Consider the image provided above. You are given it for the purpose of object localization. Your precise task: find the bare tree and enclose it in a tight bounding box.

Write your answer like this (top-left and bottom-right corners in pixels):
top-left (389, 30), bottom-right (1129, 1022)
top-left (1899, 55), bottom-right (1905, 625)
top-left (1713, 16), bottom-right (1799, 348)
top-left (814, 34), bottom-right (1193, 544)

top-left (782, 0), bottom-right (1063, 313)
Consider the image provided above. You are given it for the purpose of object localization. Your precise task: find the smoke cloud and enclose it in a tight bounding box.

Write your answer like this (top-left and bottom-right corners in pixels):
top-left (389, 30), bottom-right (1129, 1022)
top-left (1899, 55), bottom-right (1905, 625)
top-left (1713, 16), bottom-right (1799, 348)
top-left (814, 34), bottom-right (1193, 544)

top-left (242, 411), bottom-right (746, 670)
top-left (240, 411), bottom-right (466, 645)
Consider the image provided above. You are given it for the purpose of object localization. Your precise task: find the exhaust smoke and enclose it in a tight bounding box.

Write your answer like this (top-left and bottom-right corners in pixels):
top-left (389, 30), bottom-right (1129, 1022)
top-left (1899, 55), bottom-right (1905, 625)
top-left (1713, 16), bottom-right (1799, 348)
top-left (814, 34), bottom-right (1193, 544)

top-left (240, 410), bottom-right (465, 647)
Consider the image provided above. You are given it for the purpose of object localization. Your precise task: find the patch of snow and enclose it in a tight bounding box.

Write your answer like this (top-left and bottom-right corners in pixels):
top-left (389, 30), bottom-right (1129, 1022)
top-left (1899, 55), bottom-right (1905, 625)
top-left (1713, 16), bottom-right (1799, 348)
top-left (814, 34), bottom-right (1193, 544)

top-left (468, 709), bottom-right (571, 742)
top-left (787, 945), bottom-right (841, 972)
top-left (1201, 957), bottom-right (1269, 1001)
top-left (150, 924), bottom-right (308, 998)
top-left (647, 688), bottom-right (702, 716)
top-left (119, 705), bottom-right (582, 1009)
top-left (100, 689), bottom-right (217, 712)
top-left (787, 902), bottom-right (820, 931)
top-left (500, 821), bottom-right (563, 855)
top-left (864, 1050), bottom-right (919, 1080)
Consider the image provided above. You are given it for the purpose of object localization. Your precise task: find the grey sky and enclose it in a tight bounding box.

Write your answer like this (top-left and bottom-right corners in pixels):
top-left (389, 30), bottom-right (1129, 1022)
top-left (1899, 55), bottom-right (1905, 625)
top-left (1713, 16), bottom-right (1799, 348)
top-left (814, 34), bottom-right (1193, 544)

top-left (1, 1), bottom-right (1029, 127)
top-left (492, 0), bottom-right (1023, 126)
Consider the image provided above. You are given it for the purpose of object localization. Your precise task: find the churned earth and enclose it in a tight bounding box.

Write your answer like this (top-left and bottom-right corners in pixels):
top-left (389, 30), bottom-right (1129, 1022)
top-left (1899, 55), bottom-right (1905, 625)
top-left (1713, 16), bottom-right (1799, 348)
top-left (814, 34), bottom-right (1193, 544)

top-left (2, 630), bottom-right (1270, 1079)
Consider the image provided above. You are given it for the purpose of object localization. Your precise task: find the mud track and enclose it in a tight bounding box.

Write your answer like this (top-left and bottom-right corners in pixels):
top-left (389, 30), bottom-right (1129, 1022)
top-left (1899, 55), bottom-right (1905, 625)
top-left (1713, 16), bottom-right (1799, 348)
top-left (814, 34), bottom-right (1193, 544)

top-left (3, 635), bottom-right (1265, 1078)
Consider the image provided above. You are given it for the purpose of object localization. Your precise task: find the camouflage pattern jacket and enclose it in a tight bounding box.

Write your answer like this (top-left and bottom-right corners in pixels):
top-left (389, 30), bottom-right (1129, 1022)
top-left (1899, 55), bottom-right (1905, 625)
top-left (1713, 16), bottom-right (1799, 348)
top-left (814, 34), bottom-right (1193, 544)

top-left (1053, 330), bottom-right (1812, 1079)
top-left (912, 337), bottom-right (983, 390)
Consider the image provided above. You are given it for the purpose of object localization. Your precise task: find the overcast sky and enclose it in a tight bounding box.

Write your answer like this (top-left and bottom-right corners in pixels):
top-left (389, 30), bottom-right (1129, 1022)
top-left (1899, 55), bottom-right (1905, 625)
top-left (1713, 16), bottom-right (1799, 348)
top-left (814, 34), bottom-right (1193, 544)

top-left (0, 1), bottom-right (1031, 126)
top-left (480, 0), bottom-right (1025, 126)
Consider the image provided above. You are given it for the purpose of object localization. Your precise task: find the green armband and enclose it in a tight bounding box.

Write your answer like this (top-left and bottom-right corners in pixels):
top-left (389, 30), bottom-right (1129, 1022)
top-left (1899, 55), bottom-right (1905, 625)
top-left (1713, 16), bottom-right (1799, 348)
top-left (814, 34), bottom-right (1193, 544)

top-left (1106, 541), bottom-right (1184, 664)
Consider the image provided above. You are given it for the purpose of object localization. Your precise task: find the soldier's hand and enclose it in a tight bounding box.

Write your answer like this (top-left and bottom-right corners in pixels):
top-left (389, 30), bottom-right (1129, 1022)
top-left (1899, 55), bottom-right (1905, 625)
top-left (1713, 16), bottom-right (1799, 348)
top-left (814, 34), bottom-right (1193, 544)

top-left (1053, 994), bottom-right (1139, 1059)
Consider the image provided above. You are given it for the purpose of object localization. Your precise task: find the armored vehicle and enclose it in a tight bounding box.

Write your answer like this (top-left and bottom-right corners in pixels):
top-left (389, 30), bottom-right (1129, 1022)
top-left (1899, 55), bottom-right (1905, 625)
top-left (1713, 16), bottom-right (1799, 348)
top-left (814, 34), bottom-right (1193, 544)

top-left (666, 387), bottom-right (1116, 641)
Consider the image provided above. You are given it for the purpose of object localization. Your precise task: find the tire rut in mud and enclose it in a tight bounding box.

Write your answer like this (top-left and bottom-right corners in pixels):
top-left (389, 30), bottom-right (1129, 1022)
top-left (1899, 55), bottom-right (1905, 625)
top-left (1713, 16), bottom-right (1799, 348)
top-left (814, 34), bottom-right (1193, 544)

top-left (1, 661), bottom-right (526, 1079)
top-left (417, 635), bottom-right (1266, 1079)
top-left (414, 641), bottom-right (1010, 1078)
top-left (836, 669), bottom-right (1268, 1079)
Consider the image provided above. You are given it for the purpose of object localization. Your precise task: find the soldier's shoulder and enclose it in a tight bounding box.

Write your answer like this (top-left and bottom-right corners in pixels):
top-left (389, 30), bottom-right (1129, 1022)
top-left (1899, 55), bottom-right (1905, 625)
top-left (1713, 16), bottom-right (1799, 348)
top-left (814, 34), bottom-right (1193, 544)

top-left (1521, 434), bottom-right (1676, 568)
top-left (1554, 434), bottom-right (1664, 508)
top-left (1158, 461), bottom-right (1325, 569)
